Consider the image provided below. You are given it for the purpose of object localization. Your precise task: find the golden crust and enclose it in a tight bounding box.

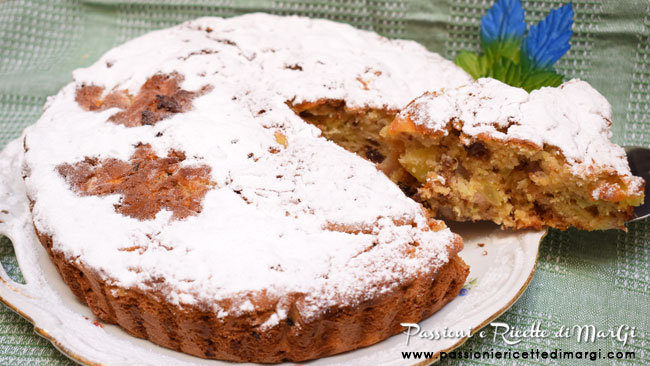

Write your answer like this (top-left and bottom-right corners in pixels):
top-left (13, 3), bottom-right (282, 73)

top-left (75, 73), bottom-right (211, 128)
top-left (385, 113), bottom-right (445, 138)
top-left (56, 144), bottom-right (215, 221)
top-left (34, 225), bottom-right (468, 363)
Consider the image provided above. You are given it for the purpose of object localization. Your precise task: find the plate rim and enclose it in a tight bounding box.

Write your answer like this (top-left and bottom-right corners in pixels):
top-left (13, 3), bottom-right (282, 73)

top-left (414, 229), bottom-right (545, 365)
top-left (0, 229), bottom-right (546, 366)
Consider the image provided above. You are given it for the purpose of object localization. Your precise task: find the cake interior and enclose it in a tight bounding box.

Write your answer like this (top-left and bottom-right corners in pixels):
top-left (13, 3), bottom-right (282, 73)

top-left (292, 100), bottom-right (644, 230)
top-left (290, 100), bottom-right (396, 165)
top-left (289, 101), bottom-right (423, 197)
top-left (384, 126), bottom-right (643, 230)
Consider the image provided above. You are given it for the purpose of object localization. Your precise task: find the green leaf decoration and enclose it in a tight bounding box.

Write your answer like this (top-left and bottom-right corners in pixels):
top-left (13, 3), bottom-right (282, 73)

top-left (455, 51), bottom-right (485, 79)
top-left (484, 37), bottom-right (522, 65)
top-left (454, 0), bottom-right (573, 92)
top-left (520, 68), bottom-right (563, 92)
top-left (490, 57), bottom-right (524, 86)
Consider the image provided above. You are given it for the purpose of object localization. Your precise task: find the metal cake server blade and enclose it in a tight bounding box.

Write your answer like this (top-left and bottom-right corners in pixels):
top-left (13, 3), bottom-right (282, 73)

top-left (625, 146), bottom-right (650, 223)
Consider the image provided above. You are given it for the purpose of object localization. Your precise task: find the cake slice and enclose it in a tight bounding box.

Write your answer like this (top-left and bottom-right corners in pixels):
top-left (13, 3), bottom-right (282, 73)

top-left (382, 78), bottom-right (645, 230)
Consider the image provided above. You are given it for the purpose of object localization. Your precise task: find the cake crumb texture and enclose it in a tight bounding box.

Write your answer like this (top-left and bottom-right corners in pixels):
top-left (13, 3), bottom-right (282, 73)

top-left (385, 78), bottom-right (645, 230)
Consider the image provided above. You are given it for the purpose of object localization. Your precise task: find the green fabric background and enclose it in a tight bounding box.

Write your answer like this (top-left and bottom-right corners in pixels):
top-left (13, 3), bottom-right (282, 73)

top-left (0, 0), bottom-right (648, 365)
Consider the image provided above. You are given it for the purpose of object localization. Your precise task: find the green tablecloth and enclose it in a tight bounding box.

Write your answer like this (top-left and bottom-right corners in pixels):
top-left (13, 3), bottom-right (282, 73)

top-left (0, 0), bottom-right (648, 365)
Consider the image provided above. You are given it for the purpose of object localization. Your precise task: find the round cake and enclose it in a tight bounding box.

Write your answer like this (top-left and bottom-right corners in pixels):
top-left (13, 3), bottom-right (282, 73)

top-left (22, 14), bottom-right (471, 362)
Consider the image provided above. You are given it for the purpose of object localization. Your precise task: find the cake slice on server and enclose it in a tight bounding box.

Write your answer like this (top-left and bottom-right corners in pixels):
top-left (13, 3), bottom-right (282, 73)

top-left (383, 78), bottom-right (645, 230)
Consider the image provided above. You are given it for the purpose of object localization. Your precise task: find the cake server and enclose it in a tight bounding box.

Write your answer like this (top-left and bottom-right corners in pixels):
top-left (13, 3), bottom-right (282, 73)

top-left (625, 146), bottom-right (650, 222)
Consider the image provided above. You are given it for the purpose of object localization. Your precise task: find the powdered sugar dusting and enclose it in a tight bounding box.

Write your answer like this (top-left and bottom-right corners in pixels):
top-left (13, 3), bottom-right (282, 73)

top-left (22, 14), bottom-right (470, 321)
top-left (402, 78), bottom-right (643, 192)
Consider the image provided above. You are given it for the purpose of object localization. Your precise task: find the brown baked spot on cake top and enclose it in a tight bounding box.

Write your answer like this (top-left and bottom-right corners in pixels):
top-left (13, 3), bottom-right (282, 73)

top-left (57, 143), bottom-right (215, 220)
top-left (75, 73), bottom-right (211, 127)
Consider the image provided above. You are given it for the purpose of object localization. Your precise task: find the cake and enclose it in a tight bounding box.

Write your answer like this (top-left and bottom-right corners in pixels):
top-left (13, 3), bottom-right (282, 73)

top-left (22, 14), bottom-right (472, 363)
top-left (382, 78), bottom-right (645, 230)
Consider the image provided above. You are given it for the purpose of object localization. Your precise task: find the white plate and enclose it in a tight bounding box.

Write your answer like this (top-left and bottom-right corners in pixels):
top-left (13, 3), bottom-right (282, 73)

top-left (0, 139), bottom-right (545, 366)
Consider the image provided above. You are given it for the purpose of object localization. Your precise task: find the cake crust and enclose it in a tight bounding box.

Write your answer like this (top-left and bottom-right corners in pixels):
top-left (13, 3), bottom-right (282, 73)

top-left (35, 226), bottom-right (467, 363)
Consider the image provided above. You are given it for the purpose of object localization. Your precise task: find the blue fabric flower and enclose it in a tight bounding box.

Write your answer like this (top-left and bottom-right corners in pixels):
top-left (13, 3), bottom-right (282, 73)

top-left (480, 0), bottom-right (526, 44)
top-left (522, 3), bottom-right (574, 69)
top-left (455, 0), bottom-right (574, 92)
